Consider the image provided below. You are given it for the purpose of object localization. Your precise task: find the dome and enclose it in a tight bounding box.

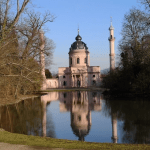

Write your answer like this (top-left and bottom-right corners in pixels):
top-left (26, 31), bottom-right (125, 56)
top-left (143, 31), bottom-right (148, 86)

top-left (69, 33), bottom-right (88, 51)
top-left (71, 123), bottom-right (91, 141)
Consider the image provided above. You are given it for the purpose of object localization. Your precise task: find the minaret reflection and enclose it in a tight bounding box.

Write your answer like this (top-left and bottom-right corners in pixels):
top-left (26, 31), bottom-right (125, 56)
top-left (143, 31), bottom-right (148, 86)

top-left (41, 92), bottom-right (59, 137)
top-left (111, 113), bottom-right (118, 143)
top-left (59, 91), bottom-right (102, 141)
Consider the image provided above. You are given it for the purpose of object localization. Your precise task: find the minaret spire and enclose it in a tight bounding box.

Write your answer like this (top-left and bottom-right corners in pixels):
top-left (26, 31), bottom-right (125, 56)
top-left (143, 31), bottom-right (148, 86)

top-left (110, 16), bottom-right (113, 26)
top-left (108, 18), bottom-right (115, 71)
top-left (78, 26), bottom-right (79, 35)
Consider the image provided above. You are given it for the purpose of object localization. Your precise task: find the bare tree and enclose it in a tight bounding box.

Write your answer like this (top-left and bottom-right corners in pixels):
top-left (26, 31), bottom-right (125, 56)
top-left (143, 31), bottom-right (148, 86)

top-left (0, 0), bottom-right (55, 99)
top-left (140, 0), bottom-right (150, 10)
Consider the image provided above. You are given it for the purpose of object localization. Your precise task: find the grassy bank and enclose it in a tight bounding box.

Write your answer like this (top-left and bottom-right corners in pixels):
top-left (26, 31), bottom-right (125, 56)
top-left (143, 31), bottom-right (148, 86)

top-left (0, 130), bottom-right (150, 150)
top-left (0, 88), bottom-right (104, 106)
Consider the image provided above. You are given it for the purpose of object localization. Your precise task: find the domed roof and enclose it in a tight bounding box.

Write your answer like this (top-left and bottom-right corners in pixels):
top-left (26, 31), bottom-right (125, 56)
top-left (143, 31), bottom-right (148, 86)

top-left (69, 32), bottom-right (88, 51)
top-left (71, 123), bottom-right (91, 141)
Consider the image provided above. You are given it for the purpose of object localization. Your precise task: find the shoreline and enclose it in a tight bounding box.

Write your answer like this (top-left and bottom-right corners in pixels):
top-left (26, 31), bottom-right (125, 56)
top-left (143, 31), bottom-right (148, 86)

top-left (0, 87), bottom-right (105, 106)
top-left (102, 90), bottom-right (150, 99)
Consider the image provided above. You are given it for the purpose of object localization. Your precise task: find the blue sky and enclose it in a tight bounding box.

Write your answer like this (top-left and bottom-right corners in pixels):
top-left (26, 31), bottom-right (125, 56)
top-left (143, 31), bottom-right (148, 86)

top-left (32, 0), bottom-right (142, 73)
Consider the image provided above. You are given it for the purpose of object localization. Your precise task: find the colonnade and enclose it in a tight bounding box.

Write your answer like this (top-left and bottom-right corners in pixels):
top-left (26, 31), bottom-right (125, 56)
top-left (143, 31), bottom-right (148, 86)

top-left (71, 74), bottom-right (84, 87)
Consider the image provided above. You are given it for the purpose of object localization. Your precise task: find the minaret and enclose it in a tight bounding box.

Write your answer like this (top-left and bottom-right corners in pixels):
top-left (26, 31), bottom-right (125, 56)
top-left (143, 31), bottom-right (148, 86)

top-left (108, 19), bottom-right (115, 71)
top-left (39, 30), bottom-right (46, 90)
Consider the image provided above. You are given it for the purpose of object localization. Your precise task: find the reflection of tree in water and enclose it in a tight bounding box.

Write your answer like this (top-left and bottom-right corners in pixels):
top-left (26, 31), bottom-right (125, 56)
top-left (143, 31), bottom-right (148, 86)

top-left (103, 96), bottom-right (150, 144)
top-left (0, 97), bottom-right (55, 138)
top-left (0, 97), bottom-right (42, 135)
top-left (45, 102), bottom-right (56, 138)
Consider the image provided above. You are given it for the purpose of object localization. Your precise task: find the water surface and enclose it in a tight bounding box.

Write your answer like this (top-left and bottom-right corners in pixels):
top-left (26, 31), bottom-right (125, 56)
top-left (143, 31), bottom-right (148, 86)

top-left (0, 91), bottom-right (150, 144)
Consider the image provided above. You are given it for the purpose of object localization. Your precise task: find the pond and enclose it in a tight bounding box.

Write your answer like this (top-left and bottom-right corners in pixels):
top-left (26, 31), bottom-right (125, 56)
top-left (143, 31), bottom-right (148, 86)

top-left (0, 91), bottom-right (150, 144)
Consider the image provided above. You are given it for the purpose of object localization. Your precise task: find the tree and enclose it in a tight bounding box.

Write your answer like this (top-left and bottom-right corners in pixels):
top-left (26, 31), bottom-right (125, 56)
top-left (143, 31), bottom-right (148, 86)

top-left (0, 0), bottom-right (55, 99)
top-left (140, 0), bottom-right (150, 11)
top-left (45, 69), bottom-right (52, 79)
top-left (102, 5), bottom-right (150, 95)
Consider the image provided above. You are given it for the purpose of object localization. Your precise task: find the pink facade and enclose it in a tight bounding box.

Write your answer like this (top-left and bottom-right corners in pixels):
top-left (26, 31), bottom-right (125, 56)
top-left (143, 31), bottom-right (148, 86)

top-left (41, 23), bottom-right (115, 89)
top-left (58, 32), bottom-right (101, 88)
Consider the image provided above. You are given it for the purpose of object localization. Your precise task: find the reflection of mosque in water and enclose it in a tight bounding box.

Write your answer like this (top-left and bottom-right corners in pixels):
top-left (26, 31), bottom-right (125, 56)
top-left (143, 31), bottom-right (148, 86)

top-left (59, 91), bottom-right (102, 141)
top-left (41, 91), bottom-right (118, 143)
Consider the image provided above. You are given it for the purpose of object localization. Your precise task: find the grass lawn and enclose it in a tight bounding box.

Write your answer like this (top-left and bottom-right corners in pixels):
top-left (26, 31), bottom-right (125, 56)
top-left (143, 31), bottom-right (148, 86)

top-left (0, 130), bottom-right (150, 150)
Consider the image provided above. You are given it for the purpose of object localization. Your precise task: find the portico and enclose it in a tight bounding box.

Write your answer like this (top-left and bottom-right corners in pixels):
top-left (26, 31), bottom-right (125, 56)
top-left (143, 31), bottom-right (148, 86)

top-left (71, 74), bottom-right (84, 87)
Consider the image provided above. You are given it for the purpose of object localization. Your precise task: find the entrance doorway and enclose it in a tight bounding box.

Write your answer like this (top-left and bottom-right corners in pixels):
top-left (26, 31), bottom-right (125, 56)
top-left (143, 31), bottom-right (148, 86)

top-left (77, 80), bottom-right (80, 87)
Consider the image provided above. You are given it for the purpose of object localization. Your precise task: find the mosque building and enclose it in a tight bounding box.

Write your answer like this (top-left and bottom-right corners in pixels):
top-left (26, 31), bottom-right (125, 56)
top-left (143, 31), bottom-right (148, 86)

top-left (58, 29), bottom-right (101, 88)
top-left (41, 23), bottom-right (115, 89)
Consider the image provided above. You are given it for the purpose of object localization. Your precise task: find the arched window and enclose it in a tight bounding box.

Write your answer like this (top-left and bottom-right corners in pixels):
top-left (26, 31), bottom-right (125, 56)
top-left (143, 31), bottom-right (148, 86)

top-left (84, 58), bottom-right (87, 63)
top-left (78, 115), bottom-right (81, 121)
top-left (63, 81), bottom-right (67, 86)
top-left (77, 58), bottom-right (80, 64)
top-left (86, 115), bottom-right (88, 121)
top-left (70, 58), bottom-right (72, 65)
top-left (93, 80), bottom-right (96, 86)
top-left (64, 93), bottom-right (67, 98)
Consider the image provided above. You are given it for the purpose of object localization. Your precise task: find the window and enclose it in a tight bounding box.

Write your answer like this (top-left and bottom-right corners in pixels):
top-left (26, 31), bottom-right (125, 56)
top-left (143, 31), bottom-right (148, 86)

top-left (93, 75), bottom-right (95, 77)
top-left (63, 81), bottom-right (67, 86)
top-left (93, 80), bottom-right (96, 85)
top-left (64, 93), bottom-right (67, 98)
top-left (86, 115), bottom-right (88, 121)
top-left (63, 76), bottom-right (65, 78)
top-left (92, 92), bottom-right (97, 97)
top-left (84, 58), bottom-right (87, 63)
top-left (77, 58), bottom-right (80, 64)
top-left (78, 115), bottom-right (81, 121)
top-left (70, 58), bottom-right (72, 65)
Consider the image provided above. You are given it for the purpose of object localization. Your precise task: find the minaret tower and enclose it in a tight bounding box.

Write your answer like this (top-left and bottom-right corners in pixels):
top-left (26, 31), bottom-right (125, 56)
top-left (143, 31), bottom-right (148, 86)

top-left (108, 18), bottom-right (115, 71)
